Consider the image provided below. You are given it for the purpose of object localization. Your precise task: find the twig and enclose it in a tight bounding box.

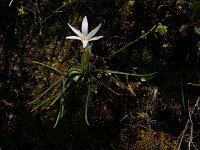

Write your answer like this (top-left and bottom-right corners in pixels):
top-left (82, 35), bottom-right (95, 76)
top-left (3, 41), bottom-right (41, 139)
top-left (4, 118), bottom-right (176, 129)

top-left (92, 77), bottom-right (123, 96)
top-left (180, 79), bottom-right (186, 113)
top-left (187, 83), bottom-right (200, 86)
top-left (9, 0), bottom-right (14, 7)
top-left (33, 2), bottom-right (67, 35)
top-left (34, 0), bottom-right (42, 35)
top-left (177, 97), bottom-right (200, 149)
top-left (188, 108), bottom-right (193, 150)
top-left (41, 2), bottom-right (67, 24)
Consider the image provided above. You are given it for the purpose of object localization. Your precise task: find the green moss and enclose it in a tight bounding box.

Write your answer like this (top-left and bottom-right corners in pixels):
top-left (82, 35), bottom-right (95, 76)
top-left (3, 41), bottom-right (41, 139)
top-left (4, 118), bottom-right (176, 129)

top-left (134, 128), bottom-right (177, 150)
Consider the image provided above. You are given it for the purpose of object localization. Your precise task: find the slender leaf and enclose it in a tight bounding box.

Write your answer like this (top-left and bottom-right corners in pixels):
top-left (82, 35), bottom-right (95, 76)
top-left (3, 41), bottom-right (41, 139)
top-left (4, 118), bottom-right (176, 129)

top-left (47, 93), bottom-right (62, 109)
top-left (105, 25), bottom-right (156, 59)
top-left (32, 61), bottom-right (64, 76)
top-left (54, 97), bottom-right (65, 128)
top-left (95, 69), bottom-right (157, 77)
top-left (29, 77), bottom-right (63, 105)
top-left (85, 79), bottom-right (91, 126)
top-left (31, 99), bottom-right (51, 112)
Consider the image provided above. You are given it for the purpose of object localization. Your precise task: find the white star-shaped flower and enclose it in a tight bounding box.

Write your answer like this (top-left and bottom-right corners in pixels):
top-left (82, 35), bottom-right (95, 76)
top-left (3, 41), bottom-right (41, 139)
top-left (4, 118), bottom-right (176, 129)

top-left (66, 16), bottom-right (103, 48)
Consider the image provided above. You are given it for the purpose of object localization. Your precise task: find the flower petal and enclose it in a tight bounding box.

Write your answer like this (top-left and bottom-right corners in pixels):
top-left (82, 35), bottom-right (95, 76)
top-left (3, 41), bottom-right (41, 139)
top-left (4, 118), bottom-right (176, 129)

top-left (66, 36), bottom-right (81, 40)
top-left (68, 23), bottom-right (82, 37)
top-left (81, 16), bottom-right (88, 34)
top-left (81, 40), bottom-right (89, 48)
top-left (88, 23), bottom-right (102, 38)
top-left (89, 36), bottom-right (103, 41)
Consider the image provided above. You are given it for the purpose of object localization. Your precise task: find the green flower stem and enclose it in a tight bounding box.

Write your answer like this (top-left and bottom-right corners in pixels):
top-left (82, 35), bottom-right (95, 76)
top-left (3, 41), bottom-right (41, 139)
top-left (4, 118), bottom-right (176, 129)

top-left (105, 25), bottom-right (156, 60)
top-left (81, 45), bottom-right (91, 75)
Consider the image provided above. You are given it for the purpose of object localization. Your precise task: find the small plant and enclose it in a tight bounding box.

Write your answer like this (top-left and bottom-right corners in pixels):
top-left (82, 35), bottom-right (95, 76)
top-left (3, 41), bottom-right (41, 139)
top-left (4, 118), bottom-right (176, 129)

top-left (179, 0), bottom-right (200, 35)
top-left (30, 16), bottom-right (156, 127)
top-left (155, 22), bottom-right (168, 35)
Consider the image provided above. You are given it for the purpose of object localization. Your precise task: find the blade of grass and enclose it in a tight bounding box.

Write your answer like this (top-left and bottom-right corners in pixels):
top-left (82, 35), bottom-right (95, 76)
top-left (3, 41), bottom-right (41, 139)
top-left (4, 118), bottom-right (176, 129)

top-left (47, 93), bottom-right (62, 109)
top-left (31, 98), bottom-right (51, 112)
top-left (32, 61), bottom-right (65, 76)
top-left (29, 77), bottom-right (63, 105)
top-left (95, 69), bottom-right (157, 77)
top-left (54, 109), bottom-right (62, 128)
top-left (54, 97), bottom-right (65, 128)
top-left (85, 81), bottom-right (91, 126)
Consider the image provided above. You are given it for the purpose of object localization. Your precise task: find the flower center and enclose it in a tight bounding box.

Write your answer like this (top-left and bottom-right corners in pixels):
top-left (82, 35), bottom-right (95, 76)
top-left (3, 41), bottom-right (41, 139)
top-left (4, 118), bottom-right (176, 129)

top-left (81, 34), bottom-right (89, 40)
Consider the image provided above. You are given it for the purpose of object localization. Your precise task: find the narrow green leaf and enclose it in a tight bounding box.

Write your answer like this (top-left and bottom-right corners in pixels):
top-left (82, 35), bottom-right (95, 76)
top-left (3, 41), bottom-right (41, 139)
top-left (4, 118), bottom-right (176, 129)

top-left (85, 80), bottom-right (91, 126)
top-left (32, 61), bottom-right (64, 76)
top-left (47, 93), bottom-right (62, 109)
top-left (140, 77), bottom-right (146, 82)
top-left (105, 25), bottom-right (156, 59)
top-left (95, 69), bottom-right (157, 77)
top-left (54, 110), bottom-right (62, 128)
top-left (54, 97), bottom-right (65, 128)
top-left (29, 77), bottom-right (63, 105)
top-left (31, 99), bottom-right (51, 112)
top-left (194, 25), bottom-right (200, 35)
